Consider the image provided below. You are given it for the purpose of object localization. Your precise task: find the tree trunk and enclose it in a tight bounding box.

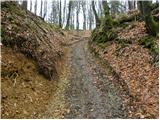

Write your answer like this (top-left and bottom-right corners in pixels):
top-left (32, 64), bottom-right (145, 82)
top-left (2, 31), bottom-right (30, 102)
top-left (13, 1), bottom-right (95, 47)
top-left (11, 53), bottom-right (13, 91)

top-left (22, 1), bottom-right (27, 10)
top-left (34, 0), bottom-right (37, 15)
top-left (30, 0), bottom-right (32, 11)
top-left (43, 0), bottom-right (47, 20)
top-left (40, 0), bottom-right (43, 17)
top-left (101, 0), bottom-right (113, 31)
top-left (76, 1), bottom-right (80, 30)
top-left (102, 1), bottom-right (109, 17)
top-left (139, 1), bottom-right (158, 36)
top-left (59, 0), bottom-right (62, 28)
top-left (65, 1), bottom-right (72, 29)
top-left (92, 1), bottom-right (101, 27)
top-left (128, 1), bottom-right (134, 10)
top-left (82, 1), bottom-right (86, 30)
top-left (62, 0), bottom-right (66, 27)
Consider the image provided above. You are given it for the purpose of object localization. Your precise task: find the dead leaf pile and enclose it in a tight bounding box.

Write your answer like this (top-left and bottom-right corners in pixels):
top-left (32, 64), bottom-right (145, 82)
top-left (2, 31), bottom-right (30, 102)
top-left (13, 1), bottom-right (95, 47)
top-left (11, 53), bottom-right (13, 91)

top-left (101, 43), bottom-right (158, 118)
top-left (90, 20), bottom-right (159, 118)
top-left (116, 22), bottom-right (147, 43)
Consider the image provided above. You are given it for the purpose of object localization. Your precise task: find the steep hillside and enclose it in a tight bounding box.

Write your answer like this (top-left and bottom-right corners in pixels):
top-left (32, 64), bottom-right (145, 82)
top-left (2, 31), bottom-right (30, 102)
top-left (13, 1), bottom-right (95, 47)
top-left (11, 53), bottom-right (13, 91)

top-left (1, 2), bottom-right (65, 118)
top-left (1, 2), bottom-right (64, 80)
top-left (90, 8), bottom-right (159, 118)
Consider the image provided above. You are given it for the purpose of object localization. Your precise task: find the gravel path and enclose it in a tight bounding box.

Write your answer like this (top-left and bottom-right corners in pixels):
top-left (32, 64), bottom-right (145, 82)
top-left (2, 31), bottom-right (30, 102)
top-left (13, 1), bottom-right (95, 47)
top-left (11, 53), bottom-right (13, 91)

top-left (64, 35), bottom-right (127, 119)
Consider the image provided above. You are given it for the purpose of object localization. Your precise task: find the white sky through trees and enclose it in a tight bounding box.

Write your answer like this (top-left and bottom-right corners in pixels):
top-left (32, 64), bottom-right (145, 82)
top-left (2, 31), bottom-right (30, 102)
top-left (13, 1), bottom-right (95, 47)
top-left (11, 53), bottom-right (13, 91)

top-left (26, 0), bottom-right (157, 29)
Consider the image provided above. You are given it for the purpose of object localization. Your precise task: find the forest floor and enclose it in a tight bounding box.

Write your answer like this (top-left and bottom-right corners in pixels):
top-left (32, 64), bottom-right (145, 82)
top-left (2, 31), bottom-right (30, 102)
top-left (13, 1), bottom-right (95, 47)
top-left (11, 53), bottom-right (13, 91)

top-left (2, 28), bottom-right (158, 119)
top-left (1, 2), bottom-right (158, 118)
top-left (40, 27), bottom-right (158, 119)
top-left (37, 31), bottom-right (128, 119)
top-left (64, 31), bottom-right (127, 118)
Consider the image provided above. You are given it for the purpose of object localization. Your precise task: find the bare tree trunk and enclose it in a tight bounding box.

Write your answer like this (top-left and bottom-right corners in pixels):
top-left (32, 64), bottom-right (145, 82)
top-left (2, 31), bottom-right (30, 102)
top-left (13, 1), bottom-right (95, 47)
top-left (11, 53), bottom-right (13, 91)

top-left (40, 0), bottom-right (43, 17)
top-left (30, 0), bottom-right (32, 11)
top-left (59, 0), bottom-right (62, 28)
top-left (76, 1), bottom-right (80, 30)
top-left (34, 0), bottom-right (37, 15)
top-left (65, 1), bottom-right (72, 29)
top-left (88, 2), bottom-right (93, 30)
top-left (62, 0), bottom-right (66, 27)
top-left (82, 1), bottom-right (86, 30)
top-left (43, 0), bottom-right (47, 20)
top-left (92, 1), bottom-right (101, 27)
top-left (128, 0), bottom-right (134, 10)
top-left (22, 0), bottom-right (27, 10)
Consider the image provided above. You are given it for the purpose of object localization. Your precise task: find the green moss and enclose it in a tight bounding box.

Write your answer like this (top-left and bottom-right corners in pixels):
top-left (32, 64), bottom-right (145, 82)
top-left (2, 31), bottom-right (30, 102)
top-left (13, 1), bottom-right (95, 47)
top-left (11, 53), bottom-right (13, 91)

top-left (139, 36), bottom-right (158, 54)
top-left (2, 2), bottom-right (25, 17)
top-left (112, 20), bottom-right (120, 26)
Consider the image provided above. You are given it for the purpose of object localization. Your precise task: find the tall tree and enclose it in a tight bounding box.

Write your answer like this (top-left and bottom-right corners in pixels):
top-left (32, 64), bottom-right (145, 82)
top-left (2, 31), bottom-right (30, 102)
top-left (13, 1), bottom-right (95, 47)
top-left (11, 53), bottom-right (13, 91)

top-left (40, 0), bottom-right (43, 17)
top-left (82, 1), bottom-right (86, 30)
top-left (49, 1), bottom-right (59, 23)
top-left (138, 1), bottom-right (158, 36)
top-left (22, 0), bottom-right (27, 10)
top-left (92, 1), bottom-right (101, 27)
top-left (30, 0), bottom-right (32, 11)
top-left (110, 1), bottom-right (121, 16)
top-left (102, 1), bottom-right (110, 17)
top-left (65, 1), bottom-right (72, 29)
top-left (88, 2), bottom-right (94, 30)
top-left (43, 0), bottom-right (47, 20)
top-left (59, 0), bottom-right (62, 28)
top-left (62, 0), bottom-right (66, 27)
top-left (34, 0), bottom-right (37, 15)
top-left (76, 1), bottom-right (80, 30)
top-left (128, 0), bottom-right (134, 10)
top-left (98, 0), bottom-right (103, 18)
top-left (101, 0), bottom-right (113, 31)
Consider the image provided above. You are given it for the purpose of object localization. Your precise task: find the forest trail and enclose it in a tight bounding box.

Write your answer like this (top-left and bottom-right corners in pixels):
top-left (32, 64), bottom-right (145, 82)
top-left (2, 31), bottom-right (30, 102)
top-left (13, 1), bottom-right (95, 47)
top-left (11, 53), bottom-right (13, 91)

top-left (62, 31), bottom-right (127, 118)
top-left (39, 31), bottom-right (127, 119)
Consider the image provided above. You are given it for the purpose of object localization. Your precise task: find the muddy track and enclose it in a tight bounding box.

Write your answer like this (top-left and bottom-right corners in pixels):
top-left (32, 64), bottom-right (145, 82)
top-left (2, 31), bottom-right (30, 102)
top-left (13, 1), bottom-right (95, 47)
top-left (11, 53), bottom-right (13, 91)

top-left (64, 36), bottom-right (127, 119)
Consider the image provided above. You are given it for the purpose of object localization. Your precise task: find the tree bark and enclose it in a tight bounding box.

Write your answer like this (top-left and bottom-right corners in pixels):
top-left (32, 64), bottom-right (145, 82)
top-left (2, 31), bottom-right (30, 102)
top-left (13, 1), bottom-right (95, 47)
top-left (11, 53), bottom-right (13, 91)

top-left (92, 1), bottom-right (101, 27)
top-left (59, 0), bottom-right (62, 28)
top-left (40, 0), bottom-right (43, 17)
top-left (34, 0), bottom-right (37, 15)
top-left (30, 0), bottom-right (32, 11)
top-left (102, 1), bottom-right (109, 17)
top-left (22, 1), bottom-right (27, 10)
top-left (128, 0), bottom-right (134, 10)
top-left (82, 1), bottom-right (86, 30)
top-left (65, 1), bottom-right (72, 29)
top-left (138, 1), bottom-right (158, 36)
top-left (43, 0), bottom-right (47, 20)
top-left (101, 0), bottom-right (113, 31)
top-left (76, 1), bottom-right (80, 30)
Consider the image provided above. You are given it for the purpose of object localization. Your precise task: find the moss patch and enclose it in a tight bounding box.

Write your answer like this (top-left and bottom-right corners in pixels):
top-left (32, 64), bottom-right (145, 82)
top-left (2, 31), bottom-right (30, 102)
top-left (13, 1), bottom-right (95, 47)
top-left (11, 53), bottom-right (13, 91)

top-left (139, 36), bottom-right (158, 54)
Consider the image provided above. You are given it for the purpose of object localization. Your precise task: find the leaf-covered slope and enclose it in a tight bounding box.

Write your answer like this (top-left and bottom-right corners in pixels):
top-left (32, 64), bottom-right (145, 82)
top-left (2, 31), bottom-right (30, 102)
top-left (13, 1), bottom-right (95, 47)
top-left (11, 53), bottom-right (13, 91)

top-left (1, 1), bottom-right (64, 80)
top-left (1, 47), bottom-right (57, 118)
top-left (90, 7), bottom-right (159, 119)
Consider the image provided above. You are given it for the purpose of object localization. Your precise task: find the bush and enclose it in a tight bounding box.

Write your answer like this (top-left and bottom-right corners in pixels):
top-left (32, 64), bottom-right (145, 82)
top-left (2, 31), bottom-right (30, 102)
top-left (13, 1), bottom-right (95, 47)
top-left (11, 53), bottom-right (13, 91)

top-left (92, 28), bottom-right (117, 43)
